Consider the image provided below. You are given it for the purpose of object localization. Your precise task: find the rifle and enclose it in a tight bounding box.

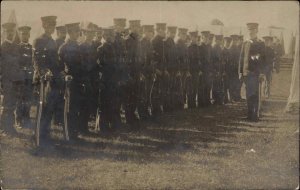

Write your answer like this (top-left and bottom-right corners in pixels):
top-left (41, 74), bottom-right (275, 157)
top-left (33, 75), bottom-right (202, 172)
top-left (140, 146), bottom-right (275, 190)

top-left (63, 76), bottom-right (72, 141)
top-left (35, 76), bottom-right (45, 147)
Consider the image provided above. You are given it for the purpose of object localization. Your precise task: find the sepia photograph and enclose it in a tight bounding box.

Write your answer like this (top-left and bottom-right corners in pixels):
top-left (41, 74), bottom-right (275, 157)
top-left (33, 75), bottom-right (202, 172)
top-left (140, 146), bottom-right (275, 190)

top-left (0, 1), bottom-right (299, 189)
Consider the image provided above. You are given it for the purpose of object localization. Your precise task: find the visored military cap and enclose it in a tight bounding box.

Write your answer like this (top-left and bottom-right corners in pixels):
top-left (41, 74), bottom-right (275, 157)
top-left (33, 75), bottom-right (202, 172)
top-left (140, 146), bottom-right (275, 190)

top-left (56, 25), bottom-right (66, 32)
top-left (209, 33), bottom-right (215, 39)
top-left (18, 26), bottom-right (31, 33)
top-left (167, 26), bottom-right (177, 33)
top-left (189, 31), bottom-right (198, 37)
top-left (230, 34), bottom-right (239, 40)
top-left (65, 22), bottom-right (80, 32)
top-left (201, 31), bottom-right (210, 37)
top-left (113, 18), bottom-right (126, 27)
top-left (247, 23), bottom-right (259, 30)
top-left (82, 22), bottom-right (97, 32)
top-left (2, 22), bottom-right (16, 29)
top-left (262, 36), bottom-right (273, 41)
top-left (129, 20), bottom-right (141, 28)
top-left (102, 27), bottom-right (115, 35)
top-left (41, 16), bottom-right (57, 25)
top-left (156, 23), bottom-right (167, 30)
top-left (142, 25), bottom-right (154, 32)
top-left (178, 28), bottom-right (188, 34)
top-left (215, 35), bottom-right (223, 40)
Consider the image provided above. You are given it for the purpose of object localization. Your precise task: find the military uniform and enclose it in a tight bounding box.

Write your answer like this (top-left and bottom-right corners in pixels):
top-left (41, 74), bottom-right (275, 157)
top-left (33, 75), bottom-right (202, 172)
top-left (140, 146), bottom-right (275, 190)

top-left (229, 35), bottom-right (242, 101)
top-left (150, 23), bottom-right (166, 117)
top-left (187, 31), bottom-right (201, 109)
top-left (239, 23), bottom-right (266, 121)
top-left (199, 31), bottom-right (213, 106)
top-left (211, 35), bottom-right (225, 105)
top-left (33, 16), bottom-right (63, 139)
top-left (124, 20), bottom-right (141, 124)
top-left (164, 26), bottom-right (177, 111)
top-left (222, 36), bottom-right (232, 103)
top-left (262, 36), bottom-right (275, 98)
top-left (18, 26), bottom-right (34, 123)
top-left (97, 28), bottom-right (121, 131)
top-left (138, 25), bottom-right (154, 120)
top-left (1, 22), bottom-right (24, 134)
top-left (175, 28), bottom-right (189, 109)
top-left (59, 23), bottom-right (87, 137)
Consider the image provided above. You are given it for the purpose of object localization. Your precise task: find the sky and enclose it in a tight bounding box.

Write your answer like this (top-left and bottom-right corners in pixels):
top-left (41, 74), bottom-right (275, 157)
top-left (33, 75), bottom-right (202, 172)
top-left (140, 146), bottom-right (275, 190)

top-left (1, 1), bottom-right (299, 46)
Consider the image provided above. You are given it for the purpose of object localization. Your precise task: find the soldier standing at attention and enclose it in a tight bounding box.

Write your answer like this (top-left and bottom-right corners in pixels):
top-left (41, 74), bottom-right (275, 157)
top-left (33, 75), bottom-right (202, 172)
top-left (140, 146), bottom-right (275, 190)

top-left (1, 22), bottom-right (24, 134)
top-left (176, 28), bottom-right (189, 110)
top-left (93, 25), bottom-right (103, 49)
top-left (238, 23), bottom-right (266, 122)
top-left (262, 36), bottom-right (275, 98)
top-left (59, 23), bottom-right (85, 139)
top-left (124, 20), bottom-right (141, 126)
top-left (97, 28), bottom-right (121, 133)
top-left (229, 34), bottom-right (242, 102)
top-left (138, 25), bottom-right (154, 120)
top-left (150, 23), bottom-right (167, 118)
top-left (199, 31), bottom-right (213, 106)
top-left (187, 31), bottom-right (201, 109)
top-left (18, 26), bottom-right (33, 126)
top-left (79, 23), bottom-right (99, 132)
top-left (222, 36), bottom-right (232, 103)
top-left (163, 26), bottom-right (177, 112)
top-left (53, 25), bottom-right (67, 127)
top-left (32, 16), bottom-right (63, 142)
top-left (211, 35), bottom-right (225, 105)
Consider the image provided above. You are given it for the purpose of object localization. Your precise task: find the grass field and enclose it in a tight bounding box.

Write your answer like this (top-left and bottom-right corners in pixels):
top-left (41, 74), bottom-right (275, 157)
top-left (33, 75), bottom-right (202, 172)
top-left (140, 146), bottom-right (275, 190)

top-left (0, 69), bottom-right (298, 189)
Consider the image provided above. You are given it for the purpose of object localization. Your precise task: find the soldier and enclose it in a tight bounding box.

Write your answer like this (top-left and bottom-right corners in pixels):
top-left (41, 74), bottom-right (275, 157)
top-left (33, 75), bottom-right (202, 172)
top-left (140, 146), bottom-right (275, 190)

top-left (93, 25), bottom-right (103, 49)
top-left (53, 25), bottom-right (67, 126)
top-left (79, 22), bottom-right (99, 132)
top-left (262, 36), bottom-right (275, 98)
top-left (1, 22), bottom-right (24, 135)
top-left (113, 18), bottom-right (128, 125)
top-left (59, 22), bottom-right (85, 138)
top-left (176, 28), bottom-right (189, 110)
top-left (151, 23), bottom-right (167, 118)
top-left (18, 26), bottom-right (33, 126)
top-left (199, 31), bottom-right (213, 106)
top-left (97, 27), bottom-right (121, 133)
top-left (33, 16), bottom-right (63, 142)
top-left (211, 35), bottom-right (225, 105)
top-left (229, 34), bottom-right (242, 101)
top-left (163, 26), bottom-right (177, 112)
top-left (238, 23), bottom-right (266, 122)
top-left (55, 25), bottom-right (67, 49)
top-left (124, 20), bottom-right (141, 126)
top-left (138, 25), bottom-right (154, 120)
top-left (222, 36), bottom-right (232, 103)
top-left (187, 31), bottom-right (201, 109)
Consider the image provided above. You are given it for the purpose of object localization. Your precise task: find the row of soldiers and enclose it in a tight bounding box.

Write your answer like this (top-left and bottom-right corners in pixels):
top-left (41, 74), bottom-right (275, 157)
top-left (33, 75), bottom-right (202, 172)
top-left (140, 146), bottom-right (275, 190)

top-left (0, 16), bottom-right (280, 144)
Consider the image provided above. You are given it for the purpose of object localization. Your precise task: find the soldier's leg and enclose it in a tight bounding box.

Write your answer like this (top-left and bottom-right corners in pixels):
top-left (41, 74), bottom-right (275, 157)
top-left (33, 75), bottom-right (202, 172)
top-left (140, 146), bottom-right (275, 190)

top-left (14, 82), bottom-right (25, 127)
top-left (151, 78), bottom-right (161, 118)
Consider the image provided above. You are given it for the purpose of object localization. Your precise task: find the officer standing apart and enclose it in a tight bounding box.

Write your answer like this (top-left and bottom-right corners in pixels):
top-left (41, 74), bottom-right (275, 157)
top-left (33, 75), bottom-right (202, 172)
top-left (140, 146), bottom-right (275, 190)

top-left (262, 36), bottom-right (275, 98)
top-left (239, 23), bottom-right (265, 122)
top-left (33, 16), bottom-right (63, 142)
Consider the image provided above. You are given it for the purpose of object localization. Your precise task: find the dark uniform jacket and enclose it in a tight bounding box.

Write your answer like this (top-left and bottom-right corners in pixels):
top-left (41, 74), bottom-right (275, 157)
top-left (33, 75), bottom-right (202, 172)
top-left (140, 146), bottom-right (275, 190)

top-left (55, 38), bottom-right (65, 50)
top-left (264, 46), bottom-right (275, 72)
top-left (151, 35), bottom-right (165, 71)
top-left (125, 32), bottom-right (140, 75)
top-left (139, 37), bottom-right (153, 75)
top-left (176, 39), bottom-right (188, 72)
top-left (229, 44), bottom-right (241, 76)
top-left (1, 40), bottom-right (24, 82)
top-left (164, 37), bottom-right (177, 71)
top-left (222, 47), bottom-right (231, 76)
top-left (239, 38), bottom-right (266, 76)
top-left (199, 43), bottom-right (212, 75)
top-left (19, 42), bottom-right (33, 80)
top-left (187, 42), bottom-right (201, 74)
top-left (211, 44), bottom-right (224, 75)
top-left (33, 34), bottom-right (60, 81)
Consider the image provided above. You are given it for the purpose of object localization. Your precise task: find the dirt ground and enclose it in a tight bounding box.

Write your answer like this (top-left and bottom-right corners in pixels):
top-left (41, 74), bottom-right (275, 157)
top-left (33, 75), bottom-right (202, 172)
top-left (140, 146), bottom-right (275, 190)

top-left (0, 69), bottom-right (299, 190)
